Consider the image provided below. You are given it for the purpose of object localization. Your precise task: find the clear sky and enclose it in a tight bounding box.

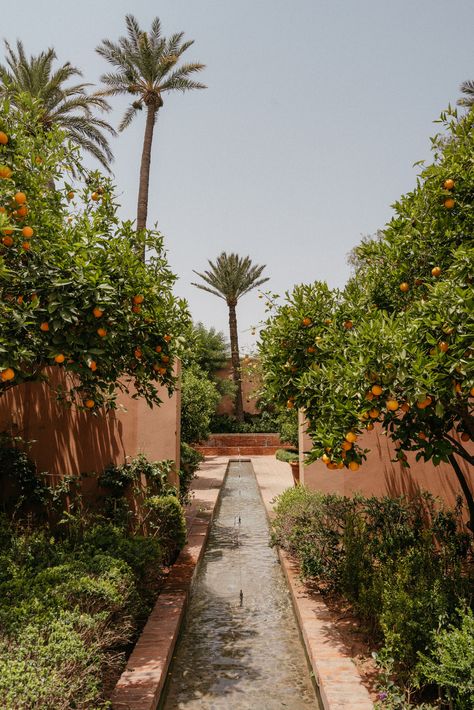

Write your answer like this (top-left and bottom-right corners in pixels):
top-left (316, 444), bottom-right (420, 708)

top-left (2, 1), bottom-right (473, 350)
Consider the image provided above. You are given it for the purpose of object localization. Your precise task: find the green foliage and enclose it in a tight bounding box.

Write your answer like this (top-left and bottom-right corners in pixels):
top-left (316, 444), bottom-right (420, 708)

top-left (0, 517), bottom-right (163, 708)
top-left (271, 487), bottom-right (473, 696)
top-left (275, 448), bottom-right (299, 463)
top-left (0, 100), bottom-right (188, 408)
top-left (143, 495), bottom-right (186, 564)
top-left (179, 441), bottom-right (203, 503)
top-left (258, 107), bottom-right (474, 515)
top-left (180, 366), bottom-right (220, 443)
top-left (417, 607), bottom-right (474, 709)
top-left (181, 322), bottom-right (229, 376)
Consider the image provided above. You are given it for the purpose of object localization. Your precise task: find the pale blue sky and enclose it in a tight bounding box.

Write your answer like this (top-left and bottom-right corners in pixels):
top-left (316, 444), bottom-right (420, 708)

top-left (2, 1), bottom-right (473, 349)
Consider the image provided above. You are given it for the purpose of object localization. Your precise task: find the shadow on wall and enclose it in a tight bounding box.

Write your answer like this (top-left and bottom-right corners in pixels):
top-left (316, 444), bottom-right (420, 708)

top-left (0, 366), bottom-right (181, 487)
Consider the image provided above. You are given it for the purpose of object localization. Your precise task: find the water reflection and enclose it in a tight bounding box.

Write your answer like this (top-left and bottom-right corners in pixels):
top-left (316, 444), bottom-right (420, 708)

top-left (161, 460), bottom-right (319, 709)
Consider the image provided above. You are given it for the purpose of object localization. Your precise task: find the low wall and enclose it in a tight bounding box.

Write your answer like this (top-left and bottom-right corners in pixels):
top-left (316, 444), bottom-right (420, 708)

top-left (298, 411), bottom-right (473, 520)
top-left (0, 365), bottom-right (181, 488)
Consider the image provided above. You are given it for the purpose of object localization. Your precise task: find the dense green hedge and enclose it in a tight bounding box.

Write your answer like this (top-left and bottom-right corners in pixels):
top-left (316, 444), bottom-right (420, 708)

top-left (271, 487), bottom-right (473, 707)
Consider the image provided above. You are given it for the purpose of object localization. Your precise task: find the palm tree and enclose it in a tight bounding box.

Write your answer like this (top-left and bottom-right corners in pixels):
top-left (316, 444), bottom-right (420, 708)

top-left (192, 253), bottom-right (269, 422)
top-left (96, 15), bottom-right (206, 241)
top-left (0, 41), bottom-right (115, 169)
top-left (458, 80), bottom-right (474, 109)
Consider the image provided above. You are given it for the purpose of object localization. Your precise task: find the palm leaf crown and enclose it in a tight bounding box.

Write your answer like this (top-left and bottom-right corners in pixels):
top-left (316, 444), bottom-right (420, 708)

top-left (192, 252), bottom-right (269, 305)
top-left (458, 79), bottom-right (474, 108)
top-left (96, 14), bottom-right (206, 131)
top-left (0, 40), bottom-right (115, 169)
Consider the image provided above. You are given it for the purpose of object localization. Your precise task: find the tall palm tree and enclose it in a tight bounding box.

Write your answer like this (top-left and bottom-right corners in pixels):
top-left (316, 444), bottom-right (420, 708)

top-left (96, 15), bottom-right (206, 241)
top-left (457, 80), bottom-right (474, 109)
top-left (0, 41), bottom-right (115, 169)
top-left (192, 253), bottom-right (269, 422)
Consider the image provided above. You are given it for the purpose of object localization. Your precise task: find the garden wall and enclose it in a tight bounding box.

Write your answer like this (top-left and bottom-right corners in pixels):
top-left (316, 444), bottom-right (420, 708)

top-left (298, 411), bottom-right (474, 519)
top-left (0, 365), bottom-right (181, 488)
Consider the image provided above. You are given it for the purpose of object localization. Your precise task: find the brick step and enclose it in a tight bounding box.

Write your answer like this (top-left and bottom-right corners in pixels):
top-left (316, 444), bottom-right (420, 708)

top-left (205, 433), bottom-right (282, 447)
top-left (195, 445), bottom-right (283, 456)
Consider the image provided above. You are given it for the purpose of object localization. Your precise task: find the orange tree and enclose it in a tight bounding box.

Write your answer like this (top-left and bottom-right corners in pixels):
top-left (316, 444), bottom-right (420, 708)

top-left (0, 98), bottom-right (188, 408)
top-left (259, 107), bottom-right (474, 526)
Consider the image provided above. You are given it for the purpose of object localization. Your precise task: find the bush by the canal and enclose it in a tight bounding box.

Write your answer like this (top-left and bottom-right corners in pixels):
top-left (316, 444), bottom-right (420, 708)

top-left (179, 441), bottom-right (203, 503)
top-left (0, 440), bottom-right (189, 707)
top-left (271, 486), bottom-right (473, 706)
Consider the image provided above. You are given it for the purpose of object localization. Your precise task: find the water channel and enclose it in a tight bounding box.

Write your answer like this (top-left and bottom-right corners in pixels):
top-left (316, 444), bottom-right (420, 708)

top-left (161, 460), bottom-right (321, 709)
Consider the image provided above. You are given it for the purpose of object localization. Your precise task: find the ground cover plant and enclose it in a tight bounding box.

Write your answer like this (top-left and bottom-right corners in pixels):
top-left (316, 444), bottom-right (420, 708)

top-left (259, 106), bottom-right (474, 527)
top-left (272, 486), bottom-right (473, 708)
top-left (0, 439), bottom-right (187, 708)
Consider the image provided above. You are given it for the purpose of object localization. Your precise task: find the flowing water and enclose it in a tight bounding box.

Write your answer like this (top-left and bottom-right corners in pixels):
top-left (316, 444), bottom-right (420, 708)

top-left (161, 460), bottom-right (320, 709)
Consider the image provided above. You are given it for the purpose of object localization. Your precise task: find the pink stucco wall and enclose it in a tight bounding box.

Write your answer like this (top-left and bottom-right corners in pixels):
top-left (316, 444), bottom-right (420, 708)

top-left (0, 365), bottom-right (181, 487)
top-left (215, 358), bottom-right (261, 415)
top-left (298, 411), bottom-right (473, 521)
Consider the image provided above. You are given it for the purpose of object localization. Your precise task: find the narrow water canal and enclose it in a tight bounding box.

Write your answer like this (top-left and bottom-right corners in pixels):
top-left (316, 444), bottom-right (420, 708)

top-left (161, 460), bottom-right (320, 709)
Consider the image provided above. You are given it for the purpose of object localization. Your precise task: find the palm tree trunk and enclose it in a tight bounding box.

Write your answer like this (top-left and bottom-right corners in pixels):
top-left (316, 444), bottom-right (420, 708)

top-left (228, 302), bottom-right (244, 422)
top-left (136, 103), bottom-right (157, 258)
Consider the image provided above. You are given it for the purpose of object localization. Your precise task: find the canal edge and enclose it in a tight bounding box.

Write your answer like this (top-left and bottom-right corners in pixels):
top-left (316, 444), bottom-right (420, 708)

top-left (251, 456), bottom-right (374, 710)
top-left (110, 456), bottom-right (229, 710)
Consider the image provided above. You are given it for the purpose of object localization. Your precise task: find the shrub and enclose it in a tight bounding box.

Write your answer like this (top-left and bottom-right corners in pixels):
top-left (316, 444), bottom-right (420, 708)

top-left (179, 442), bottom-right (203, 503)
top-left (143, 494), bottom-right (186, 564)
top-left (417, 607), bottom-right (474, 709)
top-left (180, 366), bottom-right (220, 443)
top-left (271, 487), bottom-right (473, 696)
top-left (275, 448), bottom-right (299, 463)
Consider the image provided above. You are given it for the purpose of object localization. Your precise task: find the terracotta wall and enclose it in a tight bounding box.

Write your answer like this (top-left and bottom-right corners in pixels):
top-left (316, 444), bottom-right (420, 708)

top-left (215, 358), bottom-right (261, 415)
top-left (298, 411), bottom-right (473, 519)
top-left (0, 365), bottom-right (181, 488)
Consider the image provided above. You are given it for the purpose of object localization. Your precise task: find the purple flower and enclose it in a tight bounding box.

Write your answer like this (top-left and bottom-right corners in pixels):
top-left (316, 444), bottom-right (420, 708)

top-left (377, 691), bottom-right (388, 701)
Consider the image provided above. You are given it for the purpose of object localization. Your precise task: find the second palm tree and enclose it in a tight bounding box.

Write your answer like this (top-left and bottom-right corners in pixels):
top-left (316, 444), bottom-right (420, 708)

top-left (192, 253), bottom-right (269, 422)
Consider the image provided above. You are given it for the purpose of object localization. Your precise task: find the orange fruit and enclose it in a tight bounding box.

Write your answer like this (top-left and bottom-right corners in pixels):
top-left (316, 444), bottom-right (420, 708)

top-left (349, 461), bottom-right (360, 471)
top-left (416, 396), bottom-right (432, 409)
top-left (345, 431), bottom-right (357, 443)
top-left (133, 294), bottom-right (144, 304)
top-left (302, 317), bottom-right (312, 327)
top-left (431, 266), bottom-right (441, 278)
top-left (2, 228), bottom-right (13, 235)
top-left (14, 192), bottom-right (27, 205)
top-left (341, 441), bottom-right (352, 451)
top-left (22, 242), bottom-right (30, 250)
top-left (89, 360), bottom-right (97, 371)
top-left (161, 355), bottom-right (170, 363)
top-left (164, 335), bottom-right (172, 343)
top-left (443, 198), bottom-right (455, 209)
top-left (438, 341), bottom-right (449, 353)
top-left (67, 191), bottom-right (75, 200)
top-left (155, 345), bottom-right (162, 353)
top-left (17, 296), bottom-right (23, 304)
top-left (134, 348), bottom-right (142, 359)
top-left (97, 327), bottom-right (107, 337)
top-left (343, 320), bottom-right (353, 329)
top-left (414, 278), bottom-right (423, 286)
top-left (443, 179), bottom-right (455, 190)
top-left (321, 454), bottom-right (330, 464)
top-left (399, 282), bottom-right (409, 292)
top-left (0, 132), bottom-right (8, 145)
top-left (371, 384), bottom-right (383, 396)
top-left (1, 367), bottom-right (15, 381)
top-left (22, 226), bottom-right (33, 238)
top-left (40, 322), bottom-right (49, 331)
top-left (366, 422), bottom-right (374, 431)
top-left (16, 205), bottom-right (28, 218)
top-left (327, 462), bottom-right (337, 470)
top-left (0, 166), bottom-right (12, 179)
top-left (470, 387), bottom-right (474, 397)
top-left (418, 432), bottom-right (427, 440)
top-left (365, 391), bottom-right (374, 401)
top-left (93, 307), bottom-right (104, 318)
top-left (91, 192), bottom-right (99, 201)
top-left (132, 305), bottom-right (141, 314)
top-left (386, 399), bottom-right (399, 411)
top-left (54, 354), bottom-right (65, 364)
top-left (0, 207), bottom-right (5, 213)
top-left (85, 399), bottom-right (95, 409)
top-left (369, 408), bottom-right (380, 419)
top-left (286, 400), bottom-right (295, 409)
top-left (2, 236), bottom-right (13, 247)
top-left (307, 346), bottom-right (316, 353)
